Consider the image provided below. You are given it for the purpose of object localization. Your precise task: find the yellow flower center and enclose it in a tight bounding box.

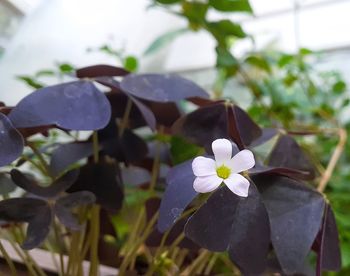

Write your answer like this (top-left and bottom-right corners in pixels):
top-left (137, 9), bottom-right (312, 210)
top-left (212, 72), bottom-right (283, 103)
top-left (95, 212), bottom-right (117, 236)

top-left (216, 165), bottom-right (231, 179)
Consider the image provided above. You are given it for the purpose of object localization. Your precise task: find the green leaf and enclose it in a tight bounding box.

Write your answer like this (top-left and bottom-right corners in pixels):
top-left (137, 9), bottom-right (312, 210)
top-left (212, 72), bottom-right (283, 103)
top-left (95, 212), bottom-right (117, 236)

top-left (299, 47), bottom-right (313, 56)
top-left (207, 19), bottom-right (246, 39)
top-left (155, 0), bottom-right (181, 4)
top-left (143, 28), bottom-right (188, 56)
top-left (182, 2), bottom-right (208, 28)
top-left (332, 80), bottom-right (346, 94)
top-left (215, 46), bottom-right (238, 69)
top-left (245, 55), bottom-right (271, 73)
top-left (58, 63), bottom-right (74, 73)
top-left (283, 73), bottom-right (298, 87)
top-left (16, 76), bottom-right (44, 89)
top-left (35, 70), bottom-right (55, 78)
top-left (98, 45), bottom-right (122, 58)
top-left (341, 242), bottom-right (350, 267)
top-left (278, 54), bottom-right (294, 67)
top-left (123, 56), bottom-right (138, 72)
top-left (170, 136), bottom-right (203, 165)
top-left (209, 0), bottom-right (253, 13)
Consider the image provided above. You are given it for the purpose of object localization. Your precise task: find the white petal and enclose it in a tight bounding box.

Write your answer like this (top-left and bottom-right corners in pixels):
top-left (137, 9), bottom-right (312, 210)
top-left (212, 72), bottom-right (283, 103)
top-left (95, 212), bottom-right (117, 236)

top-left (227, 149), bottom-right (255, 173)
top-left (223, 173), bottom-right (250, 197)
top-left (193, 175), bottom-right (222, 193)
top-left (212, 138), bottom-right (232, 166)
top-left (192, 156), bottom-right (216, 177)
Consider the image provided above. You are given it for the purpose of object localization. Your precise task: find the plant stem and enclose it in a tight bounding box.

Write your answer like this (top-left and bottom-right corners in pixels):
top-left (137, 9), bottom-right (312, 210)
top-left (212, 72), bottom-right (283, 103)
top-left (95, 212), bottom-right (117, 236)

top-left (53, 221), bottom-right (65, 275)
top-left (0, 240), bottom-right (17, 275)
top-left (27, 142), bottom-right (52, 178)
top-left (181, 250), bottom-right (211, 275)
top-left (149, 126), bottom-right (164, 191)
top-left (118, 211), bottom-right (159, 275)
top-left (89, 205), bottom-right (100, 276)
top-left (92, 131), bottom-right (99, 163)
top-left (318, 128), bottom-right (347, 192)
top-left (119, 98), bottom-right (133, 137)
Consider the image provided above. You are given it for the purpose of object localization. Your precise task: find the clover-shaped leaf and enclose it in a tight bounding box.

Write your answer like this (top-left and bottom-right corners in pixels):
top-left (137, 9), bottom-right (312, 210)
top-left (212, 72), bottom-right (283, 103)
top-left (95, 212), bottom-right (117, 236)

top-left (98, 119), bottom-right (148, 163)
top-left (313, 204), bottom-right (341, 273)
top-left (158, 159), bottom-right (197, 232)
top-left (54, 191), bottom-right (96, 230)
top-left (185, 183), bottom-right (270, 274)
top-left (145, 198), bottom-right (199, 250)
top-left (173, 102), bottom-right (262, 151)
top-left (172, 103), bottom-right (229, 151)
top-left (10, 169), bottom-right (79, 198)
top-left (268, 135), bottom-right (316, 180)
top-left (99, 78), bottom-right (181, 130)
top-left (0, 113), bottom-right (24, 166)
top-left (120, 74), bottom-right (209, 103)
top-left (121, 166), bottom-right (151, 187)
top-left (0, 198), bottom-right (52, 250)
top-left (8, 81), bottom-right (111, 131)
top-left (250, 127), bottom-right (278, 147)
top-left (49, 142), bottom-right (95, 177)
top-left (67, 161), bottom-right (124, 212)
top-left (105, 90), bottom-right (149, 129)
top-left (249, 162), bottom-right (312, 181)
top-left (228, 105), bottom-right (262, 149)
top-left (254, 174), bottom-right (325, 274)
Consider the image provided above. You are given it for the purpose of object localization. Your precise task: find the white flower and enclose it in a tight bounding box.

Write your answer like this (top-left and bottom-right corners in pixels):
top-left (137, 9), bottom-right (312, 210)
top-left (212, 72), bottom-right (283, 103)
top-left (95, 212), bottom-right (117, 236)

top-left (192, 138), bottom-right (255, 197)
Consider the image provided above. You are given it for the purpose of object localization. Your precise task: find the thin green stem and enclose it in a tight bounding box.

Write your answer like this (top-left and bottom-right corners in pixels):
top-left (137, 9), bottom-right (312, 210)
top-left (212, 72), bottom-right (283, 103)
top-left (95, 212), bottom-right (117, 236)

top-left (119, 98), bottom-right (133, 137)
top-left (53, 221), bottom-right (65, 276)
top-left (27, 142), bottom-right (52, 178)
top-left (118, 211), bottom-right (159, 275)
top-left (21, 155), bottom-right (48, 176)
top-left (89, 205), bottom-right (100, 276)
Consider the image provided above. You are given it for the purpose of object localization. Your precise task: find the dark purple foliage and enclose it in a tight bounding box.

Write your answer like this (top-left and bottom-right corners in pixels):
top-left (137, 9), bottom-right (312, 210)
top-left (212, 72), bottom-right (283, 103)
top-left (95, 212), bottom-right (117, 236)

top-left (8, 81), bottom-right (111, 131)
top-left (0, 113), bottom-right (24, 166)
top-left (120, 74), bottom-right (209, 103)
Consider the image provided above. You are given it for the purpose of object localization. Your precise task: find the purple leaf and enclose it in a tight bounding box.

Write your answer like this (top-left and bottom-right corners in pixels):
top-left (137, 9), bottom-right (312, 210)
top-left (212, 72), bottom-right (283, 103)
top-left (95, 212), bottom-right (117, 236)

top-left (121, 166), bottom-right (151, 187)
top-left (158, 159), bottom-right (197, 232)
top-left (98, 119), bottom-right (148, 163)
top-left (250, 128), bottom-right (278, 147)
top-left (98, 78), bottom-right (156, 129)
top-left (185, 186), bottom-right (239, 252)
top-left (249, 163), bottom-right (312, 181)
top-left (0, 198), bottom-right (52, 249)
top-left (268, 135), bottom-right (316, 180)
top-left (76, 65), bottom-right (129, 78)
top-left (54, 191), bottom-right (95, 230)
top-left (8, 81), bottom-right (111, 131)
top-left (49, 142), bottom-right (94, 176)
top-left (254, 175), bottom-right (325, 274)
top-left (314, 204), bottom-right (341, 273)
top-left (120, 74), bottom-right (209, 102)
top-left (67, 161), bottom-right (124, 212)
top-left (185, 184), bottom-right (270, 273)
top-left (0, 113), bottom-right (24, 166)
top-left (228, 105), bottom-right (262, 149)
top-left (172, 103), bottom-right (229, 151)
top-left (10, 169), bottom-right (79, 197)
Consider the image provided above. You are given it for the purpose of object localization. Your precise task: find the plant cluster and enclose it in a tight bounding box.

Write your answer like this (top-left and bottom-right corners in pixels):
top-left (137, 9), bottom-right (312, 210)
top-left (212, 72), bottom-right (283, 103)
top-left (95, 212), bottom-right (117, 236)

top-left (0, 63), bottom-right (342, 275)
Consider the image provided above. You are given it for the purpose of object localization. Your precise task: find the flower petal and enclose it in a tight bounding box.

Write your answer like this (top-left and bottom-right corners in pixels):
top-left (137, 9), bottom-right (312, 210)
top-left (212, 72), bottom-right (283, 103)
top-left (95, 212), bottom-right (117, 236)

top-left (223, 173), bottom-right (250, 197)
top-left (192, 156), bottom-right (216, 177)
top-left (193, 175), bottom-right (222, 193)
top-left (212, 138), bottom-right (232, 166)
top-left (227, 149), bottom-right (255, 173)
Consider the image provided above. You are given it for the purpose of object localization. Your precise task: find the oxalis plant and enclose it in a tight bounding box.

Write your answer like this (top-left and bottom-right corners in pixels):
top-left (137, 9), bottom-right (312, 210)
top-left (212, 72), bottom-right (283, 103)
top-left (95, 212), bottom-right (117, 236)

top-left (0, 64), bottom-right (341, 275)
